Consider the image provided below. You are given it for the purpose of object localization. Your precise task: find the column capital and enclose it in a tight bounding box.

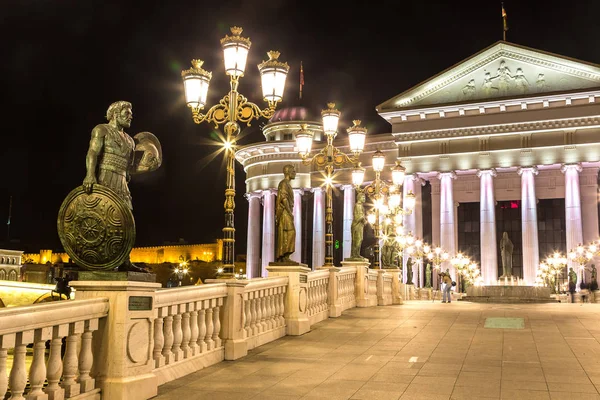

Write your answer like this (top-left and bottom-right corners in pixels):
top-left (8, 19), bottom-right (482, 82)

top-left (437, 171), bottom-right (456, 180)
top-left (561, 163), bottom-right (583, 174)
top-left (262, 189), bottom-right (277, 198)
top-left (405, 174), bottom-right (426, 186)
top-left (311, 187), bottom-right (324, 194)
top-left (244, 191), bottom-right (263, 201)
top-left (517, 166), bottom-right (539, 176)
top-left (341, 185), bottom-right (355, 191)
top-left (293, 188), bottom-right (305, 196)
top-left (476, 168), bottom-right (497, 178)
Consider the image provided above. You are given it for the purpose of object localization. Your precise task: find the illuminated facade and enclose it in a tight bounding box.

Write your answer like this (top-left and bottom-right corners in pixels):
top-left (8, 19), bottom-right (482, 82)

top-left (0, 249), bottom-right (23, 281)
top-left (238, 41), bottom-right (600, 287)
top-left (24, 240), bottom-right (222, 265)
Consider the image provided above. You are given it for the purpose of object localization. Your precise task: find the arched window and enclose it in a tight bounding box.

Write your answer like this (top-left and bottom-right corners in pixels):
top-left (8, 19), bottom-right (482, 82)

top-left (8, 270), bottom-right (17, 281)
top-left (0, 270), bottom-right (5, 280)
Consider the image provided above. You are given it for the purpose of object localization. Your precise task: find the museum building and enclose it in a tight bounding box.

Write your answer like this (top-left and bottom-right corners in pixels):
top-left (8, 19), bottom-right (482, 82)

top-left (235, 41), bottom-right (600, 288)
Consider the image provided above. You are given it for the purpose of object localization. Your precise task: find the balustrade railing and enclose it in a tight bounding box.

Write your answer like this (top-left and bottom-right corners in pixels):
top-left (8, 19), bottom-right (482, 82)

top-left (306, 270), bottom-right (329, 324)
top-left (336, 267), bottom-right (357, 312)
top-left (243, 277), bottom-right (287, 349)
top-left (0, 298), bottom-right (108, 400)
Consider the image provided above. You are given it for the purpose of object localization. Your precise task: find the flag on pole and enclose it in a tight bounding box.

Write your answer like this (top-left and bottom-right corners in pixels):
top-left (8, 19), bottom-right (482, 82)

top-left (502, 3), bottom-right (508, 36)
top-left (299, 61), bottom-right (304, 100)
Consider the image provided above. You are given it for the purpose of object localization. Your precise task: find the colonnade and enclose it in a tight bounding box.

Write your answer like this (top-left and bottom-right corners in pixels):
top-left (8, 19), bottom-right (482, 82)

top-left (246, 164), bottom-right (591, 285)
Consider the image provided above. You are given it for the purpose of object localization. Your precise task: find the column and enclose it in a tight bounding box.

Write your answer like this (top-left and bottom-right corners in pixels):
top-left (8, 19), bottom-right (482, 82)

top-left (291, 189), bottom-right (303, 263)
top-left (403, 176), bottom-right (416, 284)
top-left (261, 189), bottom-right (276, 277)
top-left (439, 172), bottom-right (457, 279)
top-left (562, 163), bottom-right (584, 287)
top-left (413, 177), bottom-right (425, 287)
top-left (581, 167), bottom-right (599, 287)
top-left (342, 185), bottom-right (355, 260)
top-left (518, 167), bottom-right (539, 285)
top-left (431, 178), bottom-right (441, 288)
top-left (245, 191), bottom-right (262, 279)
top-left (477, 169), bottom-right (498, 285)
top-left (312, 187), bottom-right (325, 270)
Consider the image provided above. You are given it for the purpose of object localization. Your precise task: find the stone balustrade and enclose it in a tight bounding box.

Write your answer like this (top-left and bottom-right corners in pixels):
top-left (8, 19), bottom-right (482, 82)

top-left (0, 298), bottom-right (109, 399)
top-left (306, 269), bottom-right (329, 325)
top-left (243, 277), bottom-right (287, 350)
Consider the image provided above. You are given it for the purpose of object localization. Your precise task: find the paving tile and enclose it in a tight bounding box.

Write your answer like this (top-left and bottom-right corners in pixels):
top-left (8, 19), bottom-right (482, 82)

top-left (501, 389), bottom-right (551, 399)
top-left (450, 385), bottom-right (500, 399)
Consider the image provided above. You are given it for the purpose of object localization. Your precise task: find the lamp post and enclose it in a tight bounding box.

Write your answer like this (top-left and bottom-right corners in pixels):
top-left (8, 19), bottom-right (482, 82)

top-left (545, 252), bottom-right (567, 293)
top-left (427, 246), bottom-right (450, 290)
top-left (568, 243), bottom-right (593, 288)
top-left (174, 259), bottom-right (189, 287)
top-left (296, 108), bottom-right (366, 268)
top-left (182, 27), bottom-right (289, 277)
top-left (361, 150), bottom-right (414, 269)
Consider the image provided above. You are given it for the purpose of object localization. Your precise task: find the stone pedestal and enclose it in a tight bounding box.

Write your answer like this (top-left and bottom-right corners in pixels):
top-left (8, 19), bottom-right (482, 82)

top-left (341, 260), bottom-right (370, 307)
top-left (266, 263), bottom-right (311, 336)
top-left (70, 281), bottom-right (161, 400)
top-left (77, 271), bottom-right (157, 282)
top-left (386, 268), bottom-right (403, 305)
top-left (221, 280), bottom-right (249, 360)
top-left (324, 266), bottom-right (344, 318)
top-left (463, 285), bottom-right (556, 303)
top-left (406, 284), bottom-right (415, 300)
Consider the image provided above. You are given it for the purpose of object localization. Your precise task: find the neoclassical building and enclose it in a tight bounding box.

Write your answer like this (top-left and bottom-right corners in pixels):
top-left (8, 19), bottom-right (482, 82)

top-left (236, 41), bottom-right (600, 287)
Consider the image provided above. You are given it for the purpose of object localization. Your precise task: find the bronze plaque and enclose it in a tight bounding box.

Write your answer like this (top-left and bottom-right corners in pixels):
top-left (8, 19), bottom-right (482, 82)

top-left (57, 184), bottom-right (135, 271)
top-left (128, 296), bottom-right (152, 311)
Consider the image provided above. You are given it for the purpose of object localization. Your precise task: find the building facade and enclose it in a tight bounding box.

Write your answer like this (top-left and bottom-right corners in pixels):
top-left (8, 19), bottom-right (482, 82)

top-left (0, 249), bottom-right (23, 281)
top-left (237, 41), bottom-right (600, 287)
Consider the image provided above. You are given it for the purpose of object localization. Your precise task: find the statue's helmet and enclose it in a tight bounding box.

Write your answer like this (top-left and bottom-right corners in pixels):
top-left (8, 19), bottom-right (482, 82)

top-left (133, 132), bottom-right (162, 173)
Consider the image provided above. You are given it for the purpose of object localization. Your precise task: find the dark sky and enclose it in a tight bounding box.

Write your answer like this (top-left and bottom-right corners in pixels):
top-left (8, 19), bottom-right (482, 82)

top-left (1, 0), bottom-right (598, 254)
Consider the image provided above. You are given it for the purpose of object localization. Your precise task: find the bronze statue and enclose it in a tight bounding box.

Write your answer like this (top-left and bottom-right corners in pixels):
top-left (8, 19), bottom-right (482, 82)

top-left (425, 263), bottom-right (432, 288)
top-left (500, 231), bottom-right (513, 277)
top-left (406, 257), bottom-right (414, 285)
top-left (349, 191), bottom-right (367, 260)
top-left (57, 101), bottom-right (162, 272)
top-left (381, 220), bottom-right (396, 268)
top-left (275, 164), bottom-right (296, 262)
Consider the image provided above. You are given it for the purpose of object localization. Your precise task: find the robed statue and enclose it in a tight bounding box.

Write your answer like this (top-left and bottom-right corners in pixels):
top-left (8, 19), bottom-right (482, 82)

top-left (349, 190), bottom-right (367, 260)
top-left (406, 257), bottom-right (414, 285)
top-left (500, 231), bottom-right (514, 277)
top-left (275, 165), bottom-right (297, 262)
top-left (381, 220), bottom-right (396, 268)
top-left (57, 101), bottom-right (162, 271)
top-left (425, 263), bottom-right (432, 288)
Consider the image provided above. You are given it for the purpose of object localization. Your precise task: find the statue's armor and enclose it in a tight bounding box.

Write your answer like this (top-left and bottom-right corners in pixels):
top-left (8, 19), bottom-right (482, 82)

top-left (97, 124), bottom-right (135, 209)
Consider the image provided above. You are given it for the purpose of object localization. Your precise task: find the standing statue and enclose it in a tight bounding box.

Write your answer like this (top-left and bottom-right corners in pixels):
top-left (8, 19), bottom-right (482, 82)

top-left (495, 60), bottom-right (513, 96)
top-left (275, 165), bottom-right (297, 262)
top-left (381, 220), bottom-right (396, 268)
top-left (349, 191), bottom-right (367, 260)
top-left (481, 71), bottom-right (498, 97)
top-left (425, 263), bottom-right (432, 288)
top-left (57, 101), bottom-right (162, 272)
top-left (591, 264), bottom-right (598, 291)
top-left (461, 79), bottom-right (476, 100)
top-left (500, 231), bottom-right (514, 277)
top-left (513, 68), bottom-right (530, 94)
top-left (406, 257), bottom-right (414, 285)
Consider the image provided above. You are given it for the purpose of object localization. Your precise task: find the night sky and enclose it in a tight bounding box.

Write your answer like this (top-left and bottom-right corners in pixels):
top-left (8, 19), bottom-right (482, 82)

top-left (1, 0), bottom-right (598, 254)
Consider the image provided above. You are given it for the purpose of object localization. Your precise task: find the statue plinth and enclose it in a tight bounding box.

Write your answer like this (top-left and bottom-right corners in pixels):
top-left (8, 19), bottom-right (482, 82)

top-left (77, 271), bottom-right (156, 283)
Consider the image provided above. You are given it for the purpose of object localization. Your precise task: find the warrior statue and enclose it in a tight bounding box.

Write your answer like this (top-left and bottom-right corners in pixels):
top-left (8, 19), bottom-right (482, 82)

top-left (349, 191), bottom-right (367, 260)
top-left (57, 101), bottom-right (162, 272)
top-left (275, 165), bottom-right (297, 262)
top-left (500, 231), bottom-right (514, 277)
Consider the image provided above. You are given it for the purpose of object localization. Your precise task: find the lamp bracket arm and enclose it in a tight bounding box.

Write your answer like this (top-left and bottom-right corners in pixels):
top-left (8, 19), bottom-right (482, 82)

top-left (192, 94), bottom-right (230, 128)
top-left (235, 94), bottom-right (277, 126)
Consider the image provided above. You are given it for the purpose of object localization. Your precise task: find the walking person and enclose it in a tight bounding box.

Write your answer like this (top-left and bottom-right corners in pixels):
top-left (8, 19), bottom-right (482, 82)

top-left (439, 270), bottom-right (454, 303)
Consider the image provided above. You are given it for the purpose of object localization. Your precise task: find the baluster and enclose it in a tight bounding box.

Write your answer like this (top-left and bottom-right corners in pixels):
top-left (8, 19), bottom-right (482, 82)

top-left (212, 300), bottom-right (221, 348)
top-left (268, 290), bottom-right (275, 329)
top-left (264, 289), bottom-right (273, 330)
top-left (307, 283), bottom-right (314, 316)
top-left (9, 332), bottom-right (27, 400)
top-left (62, 327), bottom-right (81, 398)
top-left (205, 305), bottom-right (215, 350)
top-left (0, 347), bottom-right (7, 399)
top-left (278, 289), bottom-right (285, 326)
top-left (171, 310), bottom-right (183, 362)
top-left (254, 294), bottom-right (263, 333)
top-left (78, 320), bottom-right (96, 393)
top-left (28, 329), bottom-right (49, 399)
top-left (153, 315), bottom-right (165, 368)
top-left (181, 308), bottom-right (191, 358)
top-left (197, 308), bottom-right (207, 353)
top-left (162, 313), bottom-right (174, 364)
top-left (189, 306), bottom-right (199, 356)
top-left (242, 294), bottom-right (249, 339)
top-left (251, 295), bottom-right (259, 336)
top-left (260, 294), bottom-right (268, 332)
top-left (45, 327), bottom-right (65, 400)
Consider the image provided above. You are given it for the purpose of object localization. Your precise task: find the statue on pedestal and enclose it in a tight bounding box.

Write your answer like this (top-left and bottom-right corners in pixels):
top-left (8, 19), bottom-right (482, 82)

top-left (500, 231), bottom-right (514, 277)
top-left (381, 220), bottom-right (396, 268)
top-left (425, 263), bottom-right (432, 288)
top-left (406, 257), bottom-right (414, 285)
top-left (349, 191), bottom-right (367, 260)
top-left (275, 165), bottom-right (297, 263)
top-left (57, 101), bottom-right (162, 273)
top-left (591, 264), bottom-right (598, 291)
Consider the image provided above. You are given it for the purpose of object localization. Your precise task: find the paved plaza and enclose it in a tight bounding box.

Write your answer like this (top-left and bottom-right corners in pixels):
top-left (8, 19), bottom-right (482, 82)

top-left (154, 301), bottom-right (600, 400)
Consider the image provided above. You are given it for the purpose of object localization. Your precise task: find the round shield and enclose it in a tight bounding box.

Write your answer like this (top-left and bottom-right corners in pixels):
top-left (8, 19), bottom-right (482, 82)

top-left (57, 184), bottom-right (136, 271)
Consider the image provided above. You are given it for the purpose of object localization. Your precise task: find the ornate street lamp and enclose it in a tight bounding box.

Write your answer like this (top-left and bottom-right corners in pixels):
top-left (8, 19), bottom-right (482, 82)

top-left (296, 109), bottom-right (366, 268)
top-left (182, 27), bottom-right (289, 277)
top-left (427, 246), bottom-right (450, 290)
top-left (568, 243), bottom-right (593, 287)
top-left (545, 252), bottom-right (567, 293)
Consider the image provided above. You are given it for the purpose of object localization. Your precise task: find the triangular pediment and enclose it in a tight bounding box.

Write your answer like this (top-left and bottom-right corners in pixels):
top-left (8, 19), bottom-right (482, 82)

top-left (378, 41), bottom-right (600, 112)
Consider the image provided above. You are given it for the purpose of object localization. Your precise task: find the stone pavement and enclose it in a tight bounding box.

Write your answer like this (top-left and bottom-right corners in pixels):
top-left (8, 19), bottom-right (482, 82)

top-left (153, 301), bottom-right (600, 400)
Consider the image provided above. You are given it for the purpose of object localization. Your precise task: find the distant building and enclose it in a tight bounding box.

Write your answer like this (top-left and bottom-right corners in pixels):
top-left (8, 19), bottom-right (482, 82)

top-left (0, 249), bottom-right (23, 281)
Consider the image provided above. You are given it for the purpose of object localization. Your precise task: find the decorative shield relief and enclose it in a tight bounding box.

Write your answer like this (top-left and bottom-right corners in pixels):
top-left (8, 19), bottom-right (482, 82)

top-left (57, 184), bottom-right (135, 270)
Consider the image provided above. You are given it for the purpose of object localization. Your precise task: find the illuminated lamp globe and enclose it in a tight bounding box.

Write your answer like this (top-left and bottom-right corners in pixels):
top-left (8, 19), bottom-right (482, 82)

top-left (221, 27), bottom-right (251, 77)
top-left (388, 193), bottom-right (401, 209)
top-left (347, 120), bottom-right (367, 155)
top-left (372, 150), bottom-right (385, 172)
top-left (391, 161), bottom-right (406, 186)
top-left (181, 59), bottom-right (212, 110)
top-left (352, 165), bottom-right (365, 186)
top-left (258, 51), bottom-right (289, 103)
top-left (295, 124), bottom-right (314, 158)
top-left (367, 213), bottom-right (376, 225)
top-left (321, 103), bottom-right (340, 137)
top-left (404, 190), bottom-right (416, 210)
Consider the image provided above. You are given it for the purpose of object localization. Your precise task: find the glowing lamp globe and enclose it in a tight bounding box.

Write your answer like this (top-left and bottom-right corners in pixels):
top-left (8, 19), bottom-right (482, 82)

top-left (391, 161), bottom-right (406, 186)
top-left (372, 150), bottom-right (385, 172)
top-left (295, 124), bottom-right (314, 158)
top-left (221, 26), bottom-right (251, 77)
top-left (347, 120), bottom-right (367, 155)
top-left (388, 193), bottom-right (401, 209)
top-left (404, 190), bottom-right (416, 210)
top-left (352, 166), bottom-right (365, 186)
top-left (367, 213), bottom-right (376, 225)
top-left (258, 51), bottom-right (289, 103)
top-left (181, 59), bottom-right (212, 109)
top-left (321, 103), bottom-right (340, 137)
